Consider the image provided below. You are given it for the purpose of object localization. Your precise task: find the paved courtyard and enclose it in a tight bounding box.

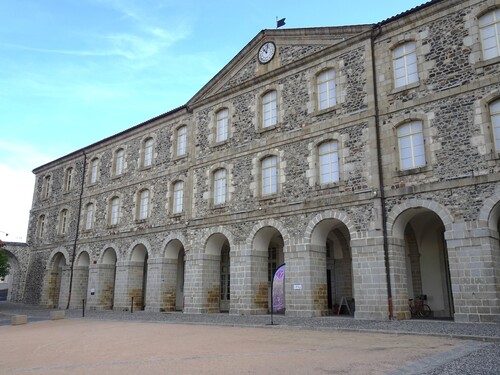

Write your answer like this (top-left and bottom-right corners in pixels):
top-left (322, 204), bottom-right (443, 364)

top-left (0, 303), bottom-right (499, 374)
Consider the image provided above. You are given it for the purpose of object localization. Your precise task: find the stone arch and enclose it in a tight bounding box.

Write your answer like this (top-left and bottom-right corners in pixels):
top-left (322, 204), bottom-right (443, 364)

top-left (304, 210), bottom-right (356, 245)
top-left (1, 250), bottom-right (20, 302)
top-left (161, 233), bottom-right (186, 311)
top-left (127, 239), bottom-right (152, 261)
top-left (76, 250), bottom-right (90, 266)
top-left (161, 233), bottom-right (186, 259)
top-left (203, 226), bottom-right (235, 255)
top-left (43, 249), bottom-right (69, 308)
top-left (101, 247), bottom-right (118, 265)
top-left (46, 247), bottom-right (70, 268)
top-left (387, 199), bottom-right (454, 239)
top-left (98, 243), bottom-right (120, 263)
top-left (246, 219), bottom-right (290, 250)
top-left (478, 189), bottom-right (500, 231)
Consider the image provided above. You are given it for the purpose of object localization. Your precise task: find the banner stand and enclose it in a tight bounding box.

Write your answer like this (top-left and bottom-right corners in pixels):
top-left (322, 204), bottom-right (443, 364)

top-left (267, 263), bottom-right (285, 326)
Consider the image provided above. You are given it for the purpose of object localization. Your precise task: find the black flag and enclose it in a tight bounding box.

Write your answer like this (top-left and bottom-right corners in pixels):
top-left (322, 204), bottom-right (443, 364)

top-left (277, 18), bottom-right (286, 28)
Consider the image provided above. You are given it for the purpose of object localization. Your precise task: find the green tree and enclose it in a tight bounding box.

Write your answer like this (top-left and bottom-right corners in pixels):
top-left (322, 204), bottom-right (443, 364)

top-left (0, 248), bottom-right (10, 279)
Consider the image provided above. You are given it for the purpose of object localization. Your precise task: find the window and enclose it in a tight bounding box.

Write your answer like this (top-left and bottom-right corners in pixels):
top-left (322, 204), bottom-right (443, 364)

top-left (317, 69), bottom-right (336, 110)
top-left (397, 121), bottom-right (425, 170)
top-left (393, 42), bottom-right (418, 88)
top-left (42, 175), bottom-right (51, 199)
top-left (176, 126), bottom-right (187, 157)
top-left (114, 149), bottom-right (125, 176)
top-left (214, 169), bottom-right (227, 205)
top-left (89, 158), bottom-right (99, 184)
top-left (138, 190), bottom-right (149, 220)
top-left (173, 181), bottom-right (184, 214)
top-left (85, 203), bottom-right (94, 231)
top-left (261, 156), bottom-right (278, 196)
top-left (64, 167), bottom-right (73, 192)
top-left (216, 109), bottom-right (229, 143)
top-left (318, 140), bottom-right (339, 184)
top-left (59, 209), bottom-right (68, 235)
top-left (110, 197), bottom-right (120, 225)
top-left (480, 10), bottom-right (500, 60)
top-left (491, 99), bottom-right (500, 152)
top-left (37, 215), bottom-right (46, 238)
top-left (142, 138), bottom-right (154, 168)
top-left (262, 90), bottom-right (277, 128)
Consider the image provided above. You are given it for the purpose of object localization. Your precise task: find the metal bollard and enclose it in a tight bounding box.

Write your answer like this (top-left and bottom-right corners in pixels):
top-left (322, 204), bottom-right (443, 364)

top-left (82, 299), bottom-right (85, 318)
top-left (131, 296), bottom-right (134, 313)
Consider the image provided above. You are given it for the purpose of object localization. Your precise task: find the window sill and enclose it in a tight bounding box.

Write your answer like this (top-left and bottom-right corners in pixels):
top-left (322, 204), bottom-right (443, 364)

top-left (211, 139), bottom-right (229, 148)
top-left (258, 193), bottom-right (279, 201)
top-left (393, 165), bottom-right (432, 177)
top-left (139, 165), bottom-right (153, 171)
top-left (391, 81), bottom-right (420, 95)
top-left (135, 219), bottom-right (147, 224)
top-left (312, 103), bottom-right (340, 117)
top-left (173, 154), bottom-right (187, 162)
top-left (111, 174), bottom-right (123, 180)
top-left (474, 56), bottom-right (500, 70)
top-left (257, 124), bottom-right (279, 134)
top-left (316, 181), bottom-right (342, 190)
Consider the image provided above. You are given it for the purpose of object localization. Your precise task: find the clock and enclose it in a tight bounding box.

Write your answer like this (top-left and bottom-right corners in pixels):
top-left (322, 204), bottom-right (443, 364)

top-left (258, 42), bottom-right (276, 64)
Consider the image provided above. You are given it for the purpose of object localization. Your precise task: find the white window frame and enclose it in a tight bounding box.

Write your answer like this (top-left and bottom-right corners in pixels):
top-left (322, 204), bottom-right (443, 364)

top-left (216, 109), bottom-right (229, 143)
top-left (85, 203), bottom-right (94, 231)
top-left (214, 169), bottom-right (227, 206)
top-left (142, 138), bottom-right (154, 168)
top-left (42, 175), bottom-right (51, 199)
top-left (393, 42), bottom-right (419, 88)
top-left (261, 156), bottom-right (278, 196)
top-left (317, 69), bottom-right (336, 110)
top-left (64, 167), bottom-right (73, 192)
top-left (176, 126), bottom-right (187, 157)
top-left (89, 158), bottom-right (99, 184)
top-left (318, 140), bottom-right (339, 185)
top-left (138, 190), bottom-right (149, 220)
top-left (480, 9), bottom-right (500, 60)
top-left (262, 91), bottom-right (277, 128)
top-left (397, 121), bottom-right (426, 170)
top-left (173, 181), bottom-right (184, 214)
top-left (38, 215), bottom-right (46, 238)
top-left (59, 209), bottom-right (68, 235)
top-left (115, 149), bottom-right (125, 176)
top-left (491, 99), bottom-right (500, 152)
top-left (110, 197), bottom-right (120, 226)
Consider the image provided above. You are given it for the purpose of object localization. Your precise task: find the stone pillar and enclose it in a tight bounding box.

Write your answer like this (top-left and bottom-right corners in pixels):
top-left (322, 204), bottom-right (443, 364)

top-left (113, 261), bottom-right (145, 311)
top-left (352, 236), bottom-right (390, 320)
top-left (183, 253), bottom-right (204, 314)
top-left (286, 242), bottom-right (328, 317)
top-left (200, 254), bottom-right (221, 313)
top-left (446, 225), bottom-right (500, 323)
top-left (87, 263), bottom-right (116, 310)
top-left (385, 236), bottom-right (410, 320)
top-left (58, 266), bottom-right (71, 309)
top-left (145, 258), bottom-right (178, 312)
top-left (69, 266), bottom-right (89, 308)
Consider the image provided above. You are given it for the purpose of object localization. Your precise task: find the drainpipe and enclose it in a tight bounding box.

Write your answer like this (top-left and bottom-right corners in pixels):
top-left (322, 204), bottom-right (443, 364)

top-left (66, 151), bottom-right (87, 309)
top-left (370, 25), bottom-right (394, 320)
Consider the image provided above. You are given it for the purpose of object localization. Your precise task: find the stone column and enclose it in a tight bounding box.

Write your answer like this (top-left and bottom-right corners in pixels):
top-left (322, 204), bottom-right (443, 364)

top-left (352, 235), bottom-right (390, 320)
top-left (87, 263), bottom-right (116, 310)
top-left (183, 252), bottom-right (204, 314)
top-left (69, 266), bottom-right (89, 308)
top-left (145, 258), bottom-right (178, 312)
top-left (200, 254), bottom-right (221, 313)
top-left (113, 261), bottom-right (145, 311)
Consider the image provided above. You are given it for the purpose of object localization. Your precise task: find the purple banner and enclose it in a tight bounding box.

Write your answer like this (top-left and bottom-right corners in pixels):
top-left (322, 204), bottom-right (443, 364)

top-left (272, 263), bottom-right (286, 314)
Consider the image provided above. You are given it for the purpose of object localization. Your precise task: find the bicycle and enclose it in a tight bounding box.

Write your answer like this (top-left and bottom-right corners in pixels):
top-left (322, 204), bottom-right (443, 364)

top-left (408, 294), bottom-right (432, 318)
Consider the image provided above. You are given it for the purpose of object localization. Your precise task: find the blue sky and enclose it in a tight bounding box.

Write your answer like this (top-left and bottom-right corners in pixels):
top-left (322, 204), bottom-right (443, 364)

top-left (0, 0), bottom-right (428, 241)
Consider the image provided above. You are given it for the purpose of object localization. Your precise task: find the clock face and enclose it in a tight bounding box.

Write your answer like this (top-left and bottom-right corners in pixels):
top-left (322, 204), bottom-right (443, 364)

top-left (258, 42), bottom-right (276, 64)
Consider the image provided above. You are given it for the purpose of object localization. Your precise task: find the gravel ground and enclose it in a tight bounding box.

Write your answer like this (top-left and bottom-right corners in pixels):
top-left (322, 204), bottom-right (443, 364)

top-left (2, 302), bottom-right (499, 374)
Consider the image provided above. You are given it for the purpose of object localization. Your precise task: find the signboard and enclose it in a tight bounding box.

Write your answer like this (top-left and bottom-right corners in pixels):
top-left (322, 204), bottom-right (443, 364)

top-left (272, 263), bottom-right (286, 314)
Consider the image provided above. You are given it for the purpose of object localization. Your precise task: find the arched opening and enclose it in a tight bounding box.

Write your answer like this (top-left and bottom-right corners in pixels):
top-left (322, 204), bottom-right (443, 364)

top-left (101, 247), bottom-right (117, 309)
top-left (130, 244), bottom-right (148, 311)
top-left (47, 252), bottom-right (67, 308)
top-left (402, 209), bottom-right (453, 319)
top-left (311, 218), bottom-right (353, 316)
top-left (165, 240), bottom-right (185, 311)
top-left (0, 251), bottom-right (20, 302)
top-left (205, 233), bottom-right (231, 313)
top-left (252, 226), bottom-right (284, 314)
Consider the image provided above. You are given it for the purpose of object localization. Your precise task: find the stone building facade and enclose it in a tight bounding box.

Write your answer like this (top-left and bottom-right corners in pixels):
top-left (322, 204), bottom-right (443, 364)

top-left (10, 0), bottom-right (500, 322)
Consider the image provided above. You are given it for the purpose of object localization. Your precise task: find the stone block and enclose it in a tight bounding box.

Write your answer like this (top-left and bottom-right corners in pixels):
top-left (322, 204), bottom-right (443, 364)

top-left (50, 310), bottom-right (65, 320)
top-left (11, 315), bottom-right (28, 325)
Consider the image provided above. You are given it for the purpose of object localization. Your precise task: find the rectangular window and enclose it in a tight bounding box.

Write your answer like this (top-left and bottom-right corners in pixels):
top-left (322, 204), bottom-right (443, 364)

top-left (173, 181), bottom-right (184, 214)
top-left (216, 109), bottom-right (229, 143)
top-left (38, 215), bottom-right (45, 238)
top-left (262, 91), bottom-right (277, 128)
top-left (90, 159), bottom-right (98, 184)
top-left (393, 42), bottom-right (418, 88)
top-left (318, 69), bottom-right (336, 110)
top-left (177, 126), bottom-right (187, 156)
top-left (139, 191), bottom-right (149, 220)
top-left (491, 99), bottom-right (500, 152)
top-left (110, 197), bottom-right (120, 225)
top-left (319, 141), bottom-right (339, 184)
top-left (59, 210), bottom-right (67, 235)
top-left (480, 10), bottom-right (500, 60)
top-left (42, 175), bottom-right (51, 199)
top-left (64, 168), bottom-right (73, 192)
top-left (85, 204), bottom-right (94, 230)
top-left (398, 121), bottom-right (425, 170)
top-left (214, 169), bottom-right (227, 205)
top-left (143, 139), bottom-right (154, 167)
top-left (115, 149), bottom-right (124, 176)
top-left (262, 156), bottom-right (277, 195)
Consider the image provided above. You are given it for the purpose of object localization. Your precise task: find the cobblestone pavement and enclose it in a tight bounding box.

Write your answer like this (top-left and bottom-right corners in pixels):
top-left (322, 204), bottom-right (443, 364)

top-left (1, 302), bottom-right (499, 374)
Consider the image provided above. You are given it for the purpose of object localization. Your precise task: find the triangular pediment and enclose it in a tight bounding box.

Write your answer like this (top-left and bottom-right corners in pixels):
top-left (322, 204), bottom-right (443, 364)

top-left (188, 25), bottom-right (371, 106)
